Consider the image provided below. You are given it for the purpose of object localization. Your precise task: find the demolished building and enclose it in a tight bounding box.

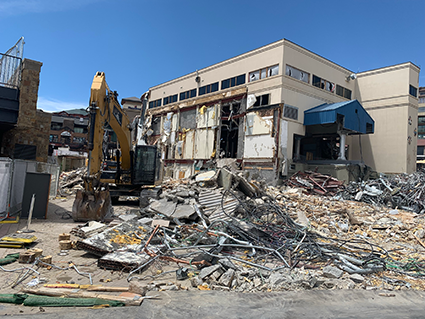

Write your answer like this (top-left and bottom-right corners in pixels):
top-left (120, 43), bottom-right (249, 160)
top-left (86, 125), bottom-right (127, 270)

top-left (140, 39), bottom-right (420, 184)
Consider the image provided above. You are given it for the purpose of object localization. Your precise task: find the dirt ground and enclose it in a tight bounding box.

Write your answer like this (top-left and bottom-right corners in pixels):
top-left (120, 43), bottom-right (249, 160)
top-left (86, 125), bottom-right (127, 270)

top-left (0, 197), bottom-right (190, 316)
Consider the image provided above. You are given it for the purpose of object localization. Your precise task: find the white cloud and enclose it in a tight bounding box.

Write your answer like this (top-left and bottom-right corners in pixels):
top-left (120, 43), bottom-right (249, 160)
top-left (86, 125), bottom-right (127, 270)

top-left (0, 0), bottom-right (103, 16)
top-left (37, 96), bottom-right (86, 113)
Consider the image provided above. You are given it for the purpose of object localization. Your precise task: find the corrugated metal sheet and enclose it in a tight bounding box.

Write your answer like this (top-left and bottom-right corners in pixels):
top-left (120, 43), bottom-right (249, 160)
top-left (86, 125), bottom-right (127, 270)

top-left (198, 189), bottom-right (238, 222)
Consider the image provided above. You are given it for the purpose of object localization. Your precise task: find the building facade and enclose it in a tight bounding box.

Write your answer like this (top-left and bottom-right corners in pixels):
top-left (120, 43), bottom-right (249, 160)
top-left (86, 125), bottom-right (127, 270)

top-left (141, 39), bottom-right (420, 182)
top-left (49, 109), bottom-right (89, 154)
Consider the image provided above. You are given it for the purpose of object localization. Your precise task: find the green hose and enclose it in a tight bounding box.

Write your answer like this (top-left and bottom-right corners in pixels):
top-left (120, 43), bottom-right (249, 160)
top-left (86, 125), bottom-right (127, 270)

top-left (23, 296), bottom-right (124, 307)
top-left (0, 253), bottom-right (20, 265)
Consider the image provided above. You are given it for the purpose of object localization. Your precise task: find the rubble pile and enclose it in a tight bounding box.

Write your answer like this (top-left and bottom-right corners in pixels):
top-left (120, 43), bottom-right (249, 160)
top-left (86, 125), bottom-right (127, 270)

top-left (67, 169), bottom-right (425, 293)
top-left (3, 167), bottom-right (425, 310)
top-left (286, 169), bottom-right (425, 214)
top-left (58, 167), bottom-right (86, 196)
top-left (338, 171), bottom-right (425, 213)
top-left (286, 171), bottom-right (345, 196)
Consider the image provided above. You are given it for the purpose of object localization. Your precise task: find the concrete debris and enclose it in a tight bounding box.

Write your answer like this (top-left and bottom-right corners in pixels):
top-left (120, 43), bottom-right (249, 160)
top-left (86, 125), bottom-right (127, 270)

top-left (58, 167), bottom-right (87, 196)
top-left (5, 166), bottom-right (425, 313)
top-left (322, 266), bottom-right (344, 279)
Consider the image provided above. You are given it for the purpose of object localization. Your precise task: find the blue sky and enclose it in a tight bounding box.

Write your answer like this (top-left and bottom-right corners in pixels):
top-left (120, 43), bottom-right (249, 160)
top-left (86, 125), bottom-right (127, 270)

top-left (1, 0), bottom-right (424, 112)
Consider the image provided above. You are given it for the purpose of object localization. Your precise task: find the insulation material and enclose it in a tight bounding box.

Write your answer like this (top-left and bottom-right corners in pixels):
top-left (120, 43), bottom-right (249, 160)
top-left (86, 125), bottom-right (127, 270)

top-left (244, 135), bottom-right (274, 158)
top-left (194, 129), bottom-right (215, 159)
top-left (173, 163), bottom-right (192, 179)
top-left (183, 130), bottom-right (194, 159)
top-left (161, 112), bottom-right (173, 143)
top-left (197, 104), bottom-right (218, 128)
top-left (245, 113), bottom-right (272, 136)
top-left (247, 94), bottom-right (257, 109)
top-left (280, 119), bottom-right (288, 151)
top-left (76, 221), bottom-right (152, 257)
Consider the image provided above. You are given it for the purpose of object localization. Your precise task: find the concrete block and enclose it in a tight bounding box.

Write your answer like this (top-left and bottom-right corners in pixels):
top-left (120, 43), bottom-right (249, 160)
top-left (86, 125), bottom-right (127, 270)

top-left (199, 265), bottom-right (222, 280)
top-left (349, 273), bottom-right (365, 283)
top-left (218, 268), bottom-right (235, 287)
top-left (322, 266), bottom-right (344, 279)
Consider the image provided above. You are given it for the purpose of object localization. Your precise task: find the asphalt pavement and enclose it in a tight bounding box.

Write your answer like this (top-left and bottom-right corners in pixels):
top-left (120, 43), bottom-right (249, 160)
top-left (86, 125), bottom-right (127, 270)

top-left (5, 289), bottom-right (425, 319)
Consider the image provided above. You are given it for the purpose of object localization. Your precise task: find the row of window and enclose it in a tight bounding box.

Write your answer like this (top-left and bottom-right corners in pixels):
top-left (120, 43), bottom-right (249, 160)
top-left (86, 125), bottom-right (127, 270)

top-left (286, 65), bottom-right (352, 100)
top-left (249, 65), bottom-right (279, 82)
top-left (50, 123), bottom-right (87, 133)
top-left (149, 65), bottom-right (280, 109)
top-left (49, 135), bottom-right (86, 144)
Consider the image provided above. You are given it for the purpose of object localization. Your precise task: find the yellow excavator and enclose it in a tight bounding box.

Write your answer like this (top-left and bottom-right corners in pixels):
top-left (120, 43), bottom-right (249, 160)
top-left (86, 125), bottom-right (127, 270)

top-left (72, 72), bottom-right (157, 222)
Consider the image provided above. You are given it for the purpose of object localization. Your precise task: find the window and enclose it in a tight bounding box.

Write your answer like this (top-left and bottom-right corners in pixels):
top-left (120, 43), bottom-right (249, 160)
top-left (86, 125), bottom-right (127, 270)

top-left (418, 126), bottom-right (425, 133)
top-left (410, 85), bottom-right (418, 98)
top-left (163, 94), bottom-right (178, 106)
top-left (418, 146), bottom-right (425, 155)
top-left (336, 85), bottom-right (352, 99)
top-left (149, 99), bottom-right (161, 108)
top-left (253, 94), bottom-right (269, 107)
top-left (312, 75), bottom-right (335, 92)
top-left (283, 105), bottom-right (299, 120)
top-left (221, 74), bottom-right (246, 90)
top-left (418, 117), bottom-right (425, 124)
top-left (180, 89), bottom-right (197, 101)
top-left (285, 65), bottom-right (309, 83)
top-left (199, 82), bottom-right (219, 96)
top-left (73, 137), bottom-right (86, 144)
top-left (420, 97), bottom-right (425, 104)
top-left (50, 123), bottom-right (62, 130)
top-left (14, 144), bottom-right (36, 160)
top-left (49, 134), bottom-right (58, 142)
top-left (74, 127), bottom-right (85, 133)
top-left (249, 65), bottom-right (279, 82)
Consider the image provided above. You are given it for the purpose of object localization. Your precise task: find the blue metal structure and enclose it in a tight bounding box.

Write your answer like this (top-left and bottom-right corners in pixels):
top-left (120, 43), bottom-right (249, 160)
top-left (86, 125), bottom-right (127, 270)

top-left (304, 100), bottom-right (374, 134)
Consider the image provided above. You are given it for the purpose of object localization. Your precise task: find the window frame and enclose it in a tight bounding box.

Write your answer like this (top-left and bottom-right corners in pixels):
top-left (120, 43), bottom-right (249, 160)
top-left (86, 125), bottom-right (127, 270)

top-left (312, 74), bottom-right (335, 93)
top-left (285, 65), bottom-right (310, 84)
top-left (149, 99), bottom-right (161, 109)
top-left (253, 94), bottom-right (270, 107)
top-left (410, 85), bottom-right (418, 98)
top-left (198, 82), bottom-right (219, 96)
top-left (248, 64), bottom-right (279, 82)
top-left (221, 74), bottom-right (246, 90)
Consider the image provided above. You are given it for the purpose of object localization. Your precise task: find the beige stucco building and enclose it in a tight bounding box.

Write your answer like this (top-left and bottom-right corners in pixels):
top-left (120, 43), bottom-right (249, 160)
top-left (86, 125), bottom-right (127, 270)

top-left (141, 39), bottom-right (420, 182)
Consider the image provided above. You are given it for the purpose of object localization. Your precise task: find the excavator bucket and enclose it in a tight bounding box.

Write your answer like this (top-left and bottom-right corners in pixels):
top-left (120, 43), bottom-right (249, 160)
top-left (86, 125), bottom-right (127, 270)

top-left (72, 189), bottom-right (113, 222)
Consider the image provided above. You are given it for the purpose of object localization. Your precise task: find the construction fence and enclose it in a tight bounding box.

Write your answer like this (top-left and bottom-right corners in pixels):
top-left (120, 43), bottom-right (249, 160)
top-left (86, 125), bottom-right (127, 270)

top-left (0, 158), bottom-right (60, 220)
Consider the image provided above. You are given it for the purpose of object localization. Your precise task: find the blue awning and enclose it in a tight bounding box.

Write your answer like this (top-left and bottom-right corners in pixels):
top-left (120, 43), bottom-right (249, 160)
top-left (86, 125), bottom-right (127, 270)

top-left (304, 100), bottom-right (374, 134)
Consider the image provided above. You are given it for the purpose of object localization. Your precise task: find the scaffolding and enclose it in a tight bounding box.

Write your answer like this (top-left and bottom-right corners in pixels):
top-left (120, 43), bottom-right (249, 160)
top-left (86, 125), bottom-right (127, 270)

top-left (0, 37), bottom-right (24, 89)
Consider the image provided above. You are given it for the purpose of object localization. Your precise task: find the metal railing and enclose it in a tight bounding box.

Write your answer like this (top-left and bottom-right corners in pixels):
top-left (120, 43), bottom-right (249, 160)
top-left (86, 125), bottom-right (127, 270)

top-left (0, 54), bottom-right (22, 89)
top-left (0, 37), bottom-right (24, 89)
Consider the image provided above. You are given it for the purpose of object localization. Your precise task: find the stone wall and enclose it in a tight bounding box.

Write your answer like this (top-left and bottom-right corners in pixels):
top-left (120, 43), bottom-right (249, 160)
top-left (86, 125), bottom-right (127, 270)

top-left (1, 59), bottom-right (52, 162)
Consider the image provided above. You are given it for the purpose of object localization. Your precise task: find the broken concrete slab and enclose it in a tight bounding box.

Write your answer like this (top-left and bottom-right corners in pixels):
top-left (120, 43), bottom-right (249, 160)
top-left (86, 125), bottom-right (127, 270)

top-left (218, 268), bottom-right (235, 287)
top-left (199, 265), bottom-right (222, 280)
top-left (322, 266), bottom-right (344, 279)
top-left (173, 204), bottom-right (196, 220)
top-left (149, 199), bottom-right (177, 218)
top-left (349, 274), bottom-right (365, 283)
